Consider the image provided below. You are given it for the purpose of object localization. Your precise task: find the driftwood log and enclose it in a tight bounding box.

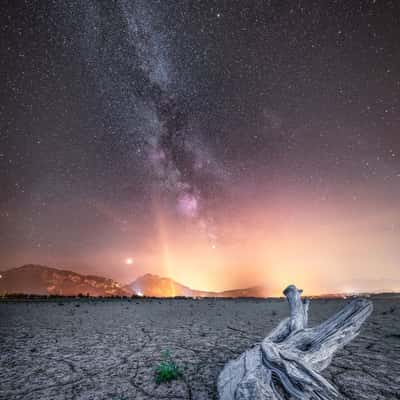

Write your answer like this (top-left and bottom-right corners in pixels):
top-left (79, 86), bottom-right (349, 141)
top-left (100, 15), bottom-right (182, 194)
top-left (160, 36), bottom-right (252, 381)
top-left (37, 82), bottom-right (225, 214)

top-left (218, 285), bottom-right (373, 400)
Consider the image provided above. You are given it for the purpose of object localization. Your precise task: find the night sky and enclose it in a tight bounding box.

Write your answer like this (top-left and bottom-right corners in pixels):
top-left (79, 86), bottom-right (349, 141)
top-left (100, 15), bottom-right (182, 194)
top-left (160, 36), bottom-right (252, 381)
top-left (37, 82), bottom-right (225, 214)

top-left (1, 1), bottom-right (400, 294)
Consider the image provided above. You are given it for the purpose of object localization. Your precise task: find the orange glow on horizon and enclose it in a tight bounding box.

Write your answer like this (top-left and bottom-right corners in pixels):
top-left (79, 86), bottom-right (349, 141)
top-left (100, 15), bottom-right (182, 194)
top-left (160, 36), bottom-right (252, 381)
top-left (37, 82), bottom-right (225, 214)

top-left (136, 188), bottom-right (400, 296)
top-left (35, 186), bottom-right (398, 297)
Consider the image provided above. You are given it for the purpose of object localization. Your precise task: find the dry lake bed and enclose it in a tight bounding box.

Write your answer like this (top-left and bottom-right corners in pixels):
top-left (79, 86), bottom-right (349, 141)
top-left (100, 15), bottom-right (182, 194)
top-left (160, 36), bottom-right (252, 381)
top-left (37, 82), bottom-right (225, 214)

top-left (1, 298), bottom-right (400, 400)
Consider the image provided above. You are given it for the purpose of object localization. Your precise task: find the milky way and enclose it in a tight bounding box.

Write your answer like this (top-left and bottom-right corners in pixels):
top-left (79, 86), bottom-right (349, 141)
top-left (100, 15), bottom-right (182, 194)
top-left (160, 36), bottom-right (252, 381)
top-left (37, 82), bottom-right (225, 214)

top-left (77, 0), bottom-right (226, 243)
top-left (1, 1), bottom-right (400, 291)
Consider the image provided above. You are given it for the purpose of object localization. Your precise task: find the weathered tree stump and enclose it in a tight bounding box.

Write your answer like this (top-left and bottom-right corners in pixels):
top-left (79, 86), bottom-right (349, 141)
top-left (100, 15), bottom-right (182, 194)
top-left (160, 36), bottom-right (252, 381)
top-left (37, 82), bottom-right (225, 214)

top-left (218, 285), bottom-right (373, 400)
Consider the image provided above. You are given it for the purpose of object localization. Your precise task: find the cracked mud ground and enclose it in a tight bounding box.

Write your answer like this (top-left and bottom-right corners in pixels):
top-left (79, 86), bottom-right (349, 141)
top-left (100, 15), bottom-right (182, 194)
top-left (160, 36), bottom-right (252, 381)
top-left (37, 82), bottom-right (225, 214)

top-left (1, 298), bottom-right (399, 400)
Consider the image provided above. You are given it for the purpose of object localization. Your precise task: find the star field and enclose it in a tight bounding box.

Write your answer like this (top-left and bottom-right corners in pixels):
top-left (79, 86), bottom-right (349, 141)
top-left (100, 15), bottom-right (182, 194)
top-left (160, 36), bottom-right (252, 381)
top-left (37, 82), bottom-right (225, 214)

top-left (1, 0), bottom-right (399, 291)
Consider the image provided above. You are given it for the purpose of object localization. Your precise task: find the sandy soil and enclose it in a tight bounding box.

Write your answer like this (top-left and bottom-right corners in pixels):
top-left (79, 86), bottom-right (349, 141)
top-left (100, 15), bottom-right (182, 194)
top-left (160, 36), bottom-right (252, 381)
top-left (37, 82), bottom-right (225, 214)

top-left (1, 298), bottom-right (399, 400)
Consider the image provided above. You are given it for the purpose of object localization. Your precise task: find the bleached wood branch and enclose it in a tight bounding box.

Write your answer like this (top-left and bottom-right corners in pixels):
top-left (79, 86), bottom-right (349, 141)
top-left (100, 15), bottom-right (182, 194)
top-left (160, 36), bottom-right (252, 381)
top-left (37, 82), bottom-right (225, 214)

top-left (218, 285), bottom-right (373, 400)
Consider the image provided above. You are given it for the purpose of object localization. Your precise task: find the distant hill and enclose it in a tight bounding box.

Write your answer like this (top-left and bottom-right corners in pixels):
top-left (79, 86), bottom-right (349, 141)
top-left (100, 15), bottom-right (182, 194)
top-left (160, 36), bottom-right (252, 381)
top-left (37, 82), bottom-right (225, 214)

top-left (125, 273), bottom-right (206, 297)
top-left (0, 265), bottom-right (132, 297)
top-left (3, 265), bottom-right (396, 299)
top-left (124, 273), bottom-right (270, 298)
top-left (218, 286), bottom-right (269, 298)
top-left (0, 265), bottom-right (271, 298)
top-left (1, 265), bottom-right (398, 299)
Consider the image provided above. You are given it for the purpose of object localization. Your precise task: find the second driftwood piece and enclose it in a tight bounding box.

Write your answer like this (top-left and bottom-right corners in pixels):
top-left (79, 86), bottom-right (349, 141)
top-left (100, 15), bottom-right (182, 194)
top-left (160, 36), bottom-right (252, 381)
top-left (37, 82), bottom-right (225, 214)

top-left (218, 285), bottom-right (373, 400)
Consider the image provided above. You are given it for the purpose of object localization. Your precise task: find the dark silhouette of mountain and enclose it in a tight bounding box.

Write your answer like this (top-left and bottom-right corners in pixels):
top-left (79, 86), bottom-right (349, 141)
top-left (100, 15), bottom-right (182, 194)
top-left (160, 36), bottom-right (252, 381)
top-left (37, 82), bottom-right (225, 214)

top-left (125, 273), bottom-right (210, 297)
top-left (218, 286), bottom-right (269, 298)
top-left (0, 266), bottom-right (270, 297)
top-left (1, 265), bottom-right (398, 299)
top-left (124, 273), bottom-right (270, 298)
top-left (0, 265), bottom-right (132, 296)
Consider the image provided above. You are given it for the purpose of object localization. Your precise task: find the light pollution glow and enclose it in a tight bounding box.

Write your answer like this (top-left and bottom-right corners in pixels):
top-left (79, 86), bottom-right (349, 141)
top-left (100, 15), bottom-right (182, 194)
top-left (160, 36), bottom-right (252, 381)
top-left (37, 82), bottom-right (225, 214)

top-left (10, 183), bottom-right (400, 296)
top-left (130, 183), bottom-right (400, 296)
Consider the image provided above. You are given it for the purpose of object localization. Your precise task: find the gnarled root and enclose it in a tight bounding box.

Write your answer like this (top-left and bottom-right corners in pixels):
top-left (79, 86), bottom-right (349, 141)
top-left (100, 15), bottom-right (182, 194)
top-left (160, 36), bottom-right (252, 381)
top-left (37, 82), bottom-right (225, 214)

top-left (218, 285), bottom-right (373, 400)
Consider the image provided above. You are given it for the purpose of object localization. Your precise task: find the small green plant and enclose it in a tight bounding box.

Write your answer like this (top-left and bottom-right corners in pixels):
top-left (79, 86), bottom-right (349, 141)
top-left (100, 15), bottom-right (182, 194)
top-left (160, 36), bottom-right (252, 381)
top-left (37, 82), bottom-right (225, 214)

top-left (155, 350), bottom-right (182, 384)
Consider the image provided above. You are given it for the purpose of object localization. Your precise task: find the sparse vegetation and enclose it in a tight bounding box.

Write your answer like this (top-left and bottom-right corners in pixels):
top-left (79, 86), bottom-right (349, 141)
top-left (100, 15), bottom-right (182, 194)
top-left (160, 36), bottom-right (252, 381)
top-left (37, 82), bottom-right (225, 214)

top-left (155, 350), bottom-right (182, 384)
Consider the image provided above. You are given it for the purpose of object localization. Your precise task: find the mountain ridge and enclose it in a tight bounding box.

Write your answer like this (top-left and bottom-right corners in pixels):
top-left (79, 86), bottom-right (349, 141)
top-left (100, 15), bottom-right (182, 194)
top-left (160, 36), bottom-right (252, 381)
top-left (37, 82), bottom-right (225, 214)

top-left (125, 272), bottom-right (270, 298)
top-left (0, 264), bottom-right (131, 297)
top-left (6, 265), bottom-right (395, 298)
top-left (0, 265), bottom-right (270, 297)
